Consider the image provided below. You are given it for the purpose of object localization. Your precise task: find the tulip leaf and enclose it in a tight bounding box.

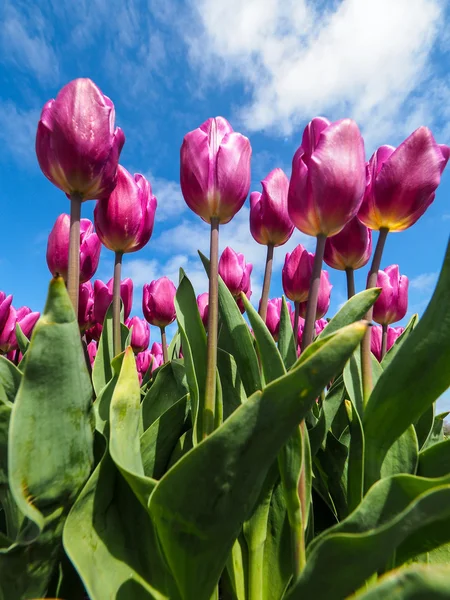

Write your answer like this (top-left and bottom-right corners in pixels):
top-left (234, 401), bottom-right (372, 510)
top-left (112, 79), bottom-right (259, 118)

top-left (414, 404), bottom-right (435, 450)
top-left (364, 239), bottom-right (450, 488)
top-left (314, 431), bottom-right (349, 520)
top-left (423, 411), bottom-right (449, 450)
top-left (278, 296), bottom-right (297, 370)
top-left (217, 349), bottom-right (246, 419)
top-left (344, 348), bottom-right (382, 417)
top-left (93, 353), bottom-right (124, 436)
top-left (381, 313), bottom-right (418, 369)
top-left (14, 323), bottom-right (29, 357)
top-left (417, 439), bottom-right (450, 478)
top-left (380, 425), bottom-right (418, 478)
top-left (345, 399), bottom-right (365, 514)
top-left (0, 356), bottom-right (21, 404)
top-left (148, 322), bottom-right (366, 600)
top-left (141, 361), bottom-right (188, 431)
top-left (317, 288), bottom-right (381, 339)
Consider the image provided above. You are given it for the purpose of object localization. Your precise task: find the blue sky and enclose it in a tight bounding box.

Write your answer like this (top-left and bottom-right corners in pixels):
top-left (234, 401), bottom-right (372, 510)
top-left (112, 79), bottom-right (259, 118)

top-left (1, 0), bottom-right (450, 407)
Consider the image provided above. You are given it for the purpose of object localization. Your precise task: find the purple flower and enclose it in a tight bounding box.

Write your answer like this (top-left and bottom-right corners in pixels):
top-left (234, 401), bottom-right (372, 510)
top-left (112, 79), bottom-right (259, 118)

top-left (373, 265), bottom-right (408, 326)
top-left (126, 316), bottom-right (150, 353)
top-left (282, 245), bottom-right (312, 303)
top-left (324, 217), bottom-right (372, 271)
top-left (218, 247), bottom-right (253, 313)
top-left (93, 277), bottom-right (133, 324)
top-left (142, 277), bottom-right (177, 328)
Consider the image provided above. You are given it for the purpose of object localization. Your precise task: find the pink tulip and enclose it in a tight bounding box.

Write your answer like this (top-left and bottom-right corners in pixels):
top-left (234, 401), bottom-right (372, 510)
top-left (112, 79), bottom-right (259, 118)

top-left (315, 318), bottom-right (328, 336)
top-left (46, 215), bottom-right (101, 283)
top-left (142, 277), bottom-right (177, 328)
top-left (0, 293), bottom-right (13, 332)
top-left (373, 265), bottom-right (408, 326)
top-left (299, 270), bottom-right (332, 319)
top-left (136, 349), bottom-right (153, 383)
top-left (150, 342), bottom-right (164, 370)
top-left (371, 325), bottom-right (405, 361)
top-left (288, 117), bottom-right (366, 237)
top-left (78, 281), bottom-right (94, 332)
top-left (197, 293), bottom-right (209, 327)
top-left (0, 305), bottom-right (39, 353)
top-left (87, 341), bottom-right (97, 367)
top-left (282, 245), bottom-right (313, 303)
top-left (358, 128), bottom-right (449, 232)
top-left (126, 316), bottom-right (150, 353)
top-left (218, 247), bottom-right (252, 312)
top-left (36, 78), bottom-right (125, 200)
top-left (86, 322), bottom-right (103, 343)
top-left (324, 217), bottom-right (372, 271)
top-left (93, 277), bottom-right (133, 324)
top-left (180, 117), bottom-right (252, 224)
top-left (94, 166), bottom-right (157, 253)
top-left (265, 297), bottom-right (294, 341)
top-left (250, 168), bottom-right (294, 246)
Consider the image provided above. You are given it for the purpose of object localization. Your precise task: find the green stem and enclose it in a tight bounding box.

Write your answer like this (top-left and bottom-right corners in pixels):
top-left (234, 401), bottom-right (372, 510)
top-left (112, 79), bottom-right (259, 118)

top-left (160, 327), bottom-right (168, 363)
top-left (258, 244), bottom-right (274, 323)
top-left (381, 323), bottom-right (388, 359)
top-left (204, 217), bottom-right (219, 439)
top-left (361, 228), bottom-right (389, 404)
top-left (248, 544), bottom-right (265, 600)
top-left (301, 234), bottom-right (326, 351)
top-left (293, 301), bottom-right (300, 347)
top-left (112, 251), bottom-right (123, 357)
top-left (68, 194), bottom-right (82, 314)
top-left (346, 267), bottom-right (355, 299)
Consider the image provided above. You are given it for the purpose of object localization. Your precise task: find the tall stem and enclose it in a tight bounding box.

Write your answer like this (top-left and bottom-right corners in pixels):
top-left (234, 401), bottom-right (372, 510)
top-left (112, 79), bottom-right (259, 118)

top-left (259, 244), bottom-right (274, 323)
top-left (381, 324), bottom-right (388, 359)
top-left (204, 217), bottom-right (219, 439)
top-left (301, 234), bottom-right (326, 351)
top-left (360, 228), bottom-right (389, 403)
top-left (247, 544), bottom-right (264, 600)
top-left (346, 267), bottom-right (355, 299)
top-left (160, 327), bottom-right (168, 363)
top-left (293, 302), bottom-right (300, 348)
top-left (68, 194), bottom-right (82, 314)
top-left (112, 251), bottom-right (123, 357)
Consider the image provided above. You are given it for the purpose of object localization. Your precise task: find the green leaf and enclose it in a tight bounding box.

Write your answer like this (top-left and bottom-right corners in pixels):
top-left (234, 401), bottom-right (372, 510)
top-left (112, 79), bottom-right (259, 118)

top-left (343, 349), bottom-right (382, 418)
top-left (148, 322), bottom-right (366, 600)
top-left (141, 361), bottom-right (188, 431)
top-left (93, 353), bottom-right (124, 437)
top-left (380, 426), bottom-right (418, 479)
top-left (418, 439), bottom-right (450, 478)
top-left (14, 323), bottom-right (29, 357)
top-left (314, 432), bottom-right (348, 520)
top-left (278, 296), bottom-right (297, 370)
top-left (217, 349), bottom-right (245, 420)
top-left (423, 412), bottom-right (449, 450)
top-left (364, 239), bottom-right (450, 488)
top-left (414, 404), bottom-right (435, 450)
top-left (381, 314), bottom-right (418, 369)
top-left (317, 288), bottom-right (381, 339)
top-left (0, 357), bottom-right (21, 404)
top-left (345, 399), bottom-right (365, 514)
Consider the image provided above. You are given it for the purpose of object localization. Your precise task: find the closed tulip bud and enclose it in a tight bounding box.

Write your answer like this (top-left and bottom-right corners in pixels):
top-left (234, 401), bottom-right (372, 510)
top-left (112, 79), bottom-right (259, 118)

top-left (324, 217), bottom-right (372, 270)
top-left (126, 316), bottom-right (150, 353)
top-left (299, 270), bottom-right (332, 319)
top-left (94, 166), bottom-right (157, 253)
top-left (86, 322), bottom-right (103, 343)
top-left (359, 128), bottom-right (449, 232)
top-left (0, 293), bottom-right (13, 331)
top-left (315, 318), bottom-right (328, 336)
top-left (47, 215), bottom-right (101, 283)
top-left (150, 342), bottom-right (164, 370)
top-left (78, 282), bottom-right (94, 332)
top-left (87, 341), bottom-right (97, 367)
top-left (180, 117), bottom-right (252, 224)
top-left (282, 245), bottom-right (313, 303)
top-left (250, 168), bottom-right (294, 246)
top-left (387, 326), bottom-right (405, 350)
top-left (36, 78), bottom-right (125, 200)
top-left (371, 325), bottom-right (404, 361)
top-left (136, 349), bottom-right (153, 383)
top-left (16, 307), bottom-right (40, 340)
top-left (288, 117), bottom-right (366, 237)
top-left (265, 297), bottom-right (293, 341)
top-left (373, 265), bottom-right (408, 325)
top-left (218, 247), bottom-right (253, 313)
top-left (0, 306), bottom-right (39, 353)
top-left (94, 277), bottom-right (133, 324)
top-left (142, 277), bottom-right (177, 328)
top-left (197, 293), bottom-right (209, 327)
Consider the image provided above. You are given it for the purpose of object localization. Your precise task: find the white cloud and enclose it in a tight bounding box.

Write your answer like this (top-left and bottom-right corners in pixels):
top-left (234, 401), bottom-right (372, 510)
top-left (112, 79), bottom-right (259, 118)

top-left (410, 272), bottom-right (438, 292)
top-left (185, 0), bottom-right (446, 147)
top-left (0, 101), bottom-right (40, 164)
top-left (146, 173), bottom-right (187, 222)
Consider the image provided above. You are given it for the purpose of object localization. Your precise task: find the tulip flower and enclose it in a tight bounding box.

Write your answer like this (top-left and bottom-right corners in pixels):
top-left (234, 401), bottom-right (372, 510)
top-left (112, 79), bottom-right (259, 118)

top-left (0, 293), bottom-right (13, 332)
top-left (126, 316), bottom-right (150, 354)
top-left (136, 349), bottom-right (153, 384)
top-left (150, 342), bottom-right (164, 370)
top-left (288, 117), bottom-right (366, 350)
top-left (265, 297), bottom-right (293, 341)
top-left (299, 270), bottom-right (332, 320)
top-left (78, 281), bottom-right (94, 332)
top-left (197, 293), bottom-right (209, 328)
top-left (143, 277), bottom-right (177, 363)
top-left (371, 325), bottom-right (404, 361)
top-left (218, 247), bottom-right (252, 313)
top-left (86, 322), bottom-right (103, 343)
top-left (46, 215), bottom-right (101, 283)
top-left (250, 168), bottom-right (294, 321)
top-left (0, 305), bottom-right (39, 353)
top-left (373, 265), bottom-right (408, 326)
top-left (93, 277), bottom-right (133, 325)
top-left (282, 245), bottom-right (312, 304)
top-left (87, 341), bottom-right (97, 367)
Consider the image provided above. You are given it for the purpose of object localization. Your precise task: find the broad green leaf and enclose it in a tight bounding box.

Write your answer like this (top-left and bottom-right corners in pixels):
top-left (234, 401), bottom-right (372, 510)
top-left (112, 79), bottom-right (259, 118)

top-left (217, 350), bottom-right (245, 420)
top-left (418, 439), bottom-right (450, 478)
top-left (317, 288), bottom-right (381, 339)
top-left (149, 322), bottom-right (366, 600)
top-left (423, 411), bottom-right (449, 450)
top-left (223, 535), bottom-right (248, 600)
top-left (0, 357), bottom-right (21, 404)
top-left (278, 296), bottom-right (297, 370)
top-left (344, 349), bottom-right (382, 418)
top-left (364, 239), bottom-right (450, 488)
top-left (345, 400), bottom-right (365, 514)
top-left (14, 323), bottom-right (29, 357)
top-left (380, 426), bottom-right (418, 479)
top-left (141, 361), bottom-right (188, 431)
top-left (414, 404), bottom-right (435, 450)
top-left (381, 314), bottom-right (418, 369)
top-left (93, 353), bottom-right (124, 436)
top-left (314, 432), bottom-right (348, 520)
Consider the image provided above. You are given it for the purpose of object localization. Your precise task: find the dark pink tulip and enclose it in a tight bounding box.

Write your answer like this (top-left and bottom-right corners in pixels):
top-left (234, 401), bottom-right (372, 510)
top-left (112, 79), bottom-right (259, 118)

top-left (46, 215), bottom-right (101, 283)
top-left (371, 325), bottom-right (405, 361)
top-left (282, 245), bottom-right (312, 303)
top-left (373, 265), bottom-right (408, 326)
top-left (94, 277), bottom-right (133, 324)
top-left (87, 341), bottom-right (97, 367)
top-left (94, 166), bottom-right (157, 253)
top-left (299, 270), bottom-right (332, 319)
top-left (265, 297), bottom-right (293, 341)
top-left (16, 307), bottom-right (40, 339)
top-left (218, 247), bottom-right (253, 312)
top-left (36, 78), bottom-right (125, 201)
top-left (136, 349), bottom-right (153, 383)
top-left (180, 117), bottom-right (252, 224)
top-left (0, 306), bottom-right (39, 353)
top-left (288, 117), bottom-right (366, 237)
top-left (359, 128), bottom-right (449, 232)
top-left (324, 217), bottom-right (372, 271)
top-left (126, 316), bottom-right (150, 353)
top-left (0, 293), bottom-right (13, 331)
top-left (142, 277), bottom-right (177, 328)
top-left (78, 282), bottom-right (94, 333)
top-left (387, 326), bottom-right (405, 349)
top-left (250, 168), bottom-right (294, 246)
top-left (86, 322), bottom-right (103, 343)
top-left (197, 293), bottom-right (209, 327)
top-left (315, 318), bottom-right (328, 336)
top-left (150, 342), bottom-right (164, 370)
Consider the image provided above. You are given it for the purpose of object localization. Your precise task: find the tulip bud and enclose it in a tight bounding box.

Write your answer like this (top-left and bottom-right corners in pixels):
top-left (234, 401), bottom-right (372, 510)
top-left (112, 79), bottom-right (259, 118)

top-left (87, 341), bottom-right (97, 367)
top-left (324, 217), bottom-right (372, 270)
top-left (315, 318), bottom-right (328, 336)
top-left (288, 117), bottom-right (366, 237)
top-left (371, 325), bottom-right (404, 361)
top-left (36, 78), bottom-right (125, 200)
top-left (94, 166), bottom-right (157, 253)
top-left (150, 342), bottom-right (164, 370)
top-left (282, 245), bottom-right (313, 303)
top-left (16, 307), bottom-right (40, 340)
top-left (78, 281), bottom-right (94, 332)
top-left (86, 322), bottom-right (103, 343)
top-left (373, 265), bottom-right (408, 326)
top-left (299, 270), bottom-right (332, 319)
top-left (46, 215), bottom-right (101, 283)
top-left (358, 128), bottom-right (449, 232)
top-left (265, 297), bottom-right (294, 341)
top-left (136, 349), bottom-right (153, 384)
top-left (0, 305), bottom-right (39, 353)
top-left (126, 316), bottom-right (150, 353)
top-left (94, 277), bottom-right (133, 324)
top-left (180, 117), bottom-right (252, 224)
top-left (142, 277), bottom-right (177, 328)
top-left (0, 293), bottom-right (13, 331)
top-left (197, 293), bottom-right (209, 327)
top-left (250, 168), bottom-right (294, 246)
top-left (218, 247), bottom-right (253, 313)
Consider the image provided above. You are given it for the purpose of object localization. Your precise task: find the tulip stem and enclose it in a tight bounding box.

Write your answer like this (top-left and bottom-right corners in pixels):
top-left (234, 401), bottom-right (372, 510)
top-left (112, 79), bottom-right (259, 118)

top-left (204, 217), bottom-right (220, 439)
top-left (113, 251), bottom-right (123, 357)
top-left (361, 227), bottom-right (389, 404)
top-left (346, 267), bottom-right (356, 299)
top-left (68, 194), bottom-right (82, 314)
top-left (293, 301), bottom-right (300, 347)
top-left (259, 244), bottom-right (274, 323)
top-left (160, 327), bottom-right (168, 363)
top-left (301, 234), bottom-right (326, 351)
top-left (381, 324), bottom-right (388, 359)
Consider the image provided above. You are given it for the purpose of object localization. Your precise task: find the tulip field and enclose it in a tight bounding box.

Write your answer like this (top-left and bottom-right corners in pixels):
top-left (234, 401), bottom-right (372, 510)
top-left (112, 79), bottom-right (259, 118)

top-left (1, 77), bottom-right (450, 599)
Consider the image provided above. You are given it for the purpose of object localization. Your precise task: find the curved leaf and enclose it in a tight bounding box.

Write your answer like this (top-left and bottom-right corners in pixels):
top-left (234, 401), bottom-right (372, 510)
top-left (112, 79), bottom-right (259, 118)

top-left (278, 296), bottom-right (296, 370)
top-left (317, 288), bottom-right (380, 339)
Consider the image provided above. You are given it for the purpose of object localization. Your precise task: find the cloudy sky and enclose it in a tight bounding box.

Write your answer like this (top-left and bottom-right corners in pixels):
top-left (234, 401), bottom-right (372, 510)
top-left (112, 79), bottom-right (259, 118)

top-left (1, 0), bottom-right (449, 406)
